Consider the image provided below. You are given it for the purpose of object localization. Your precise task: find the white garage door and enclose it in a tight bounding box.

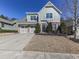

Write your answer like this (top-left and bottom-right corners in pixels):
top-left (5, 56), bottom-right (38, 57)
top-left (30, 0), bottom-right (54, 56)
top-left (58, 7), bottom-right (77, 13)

top-left (29, 28), bottom-right (35, 33)
top-left (19, 28), bottom-right (35, 33)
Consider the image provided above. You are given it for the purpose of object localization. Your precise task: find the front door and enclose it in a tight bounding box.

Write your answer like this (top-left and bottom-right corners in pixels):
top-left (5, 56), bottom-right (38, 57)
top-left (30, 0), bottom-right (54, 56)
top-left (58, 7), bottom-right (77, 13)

top-left (42, 24), bottom-right (46, 32)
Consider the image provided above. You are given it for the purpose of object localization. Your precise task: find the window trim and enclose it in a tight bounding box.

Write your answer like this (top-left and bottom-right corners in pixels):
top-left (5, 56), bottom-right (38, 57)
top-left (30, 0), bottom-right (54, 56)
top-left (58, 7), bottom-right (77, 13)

top-left (30, 16), bottom-right (37, 20)
top-left (46, 13), bottom-right (53, 19)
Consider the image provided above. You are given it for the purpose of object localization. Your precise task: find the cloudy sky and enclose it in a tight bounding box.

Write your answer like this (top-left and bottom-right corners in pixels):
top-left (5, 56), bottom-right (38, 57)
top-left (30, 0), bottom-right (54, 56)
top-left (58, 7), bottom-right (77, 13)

top-left (0, 0), bottom-right (76, 19)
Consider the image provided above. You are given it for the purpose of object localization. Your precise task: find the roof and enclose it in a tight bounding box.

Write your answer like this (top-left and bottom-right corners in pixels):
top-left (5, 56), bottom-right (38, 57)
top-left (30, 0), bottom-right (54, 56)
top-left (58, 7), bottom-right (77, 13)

top-left (44, 1), bottom-right (62, 14)
top-left (17, 18), bottom-right (37, 24)
top-left (26, 12), bottom-right (38, 15)
top-left (0, 18), bottom-right (16, 24)
top-left (17, 20), bottom-right (37, 24)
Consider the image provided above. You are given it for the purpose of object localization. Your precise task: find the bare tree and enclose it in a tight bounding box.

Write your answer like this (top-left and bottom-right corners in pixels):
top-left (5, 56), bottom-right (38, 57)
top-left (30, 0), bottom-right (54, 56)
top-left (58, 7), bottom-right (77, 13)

top-left (74, 0), bottom-right (78, 39)
top-left (64, 0), bottom-right (78, 39)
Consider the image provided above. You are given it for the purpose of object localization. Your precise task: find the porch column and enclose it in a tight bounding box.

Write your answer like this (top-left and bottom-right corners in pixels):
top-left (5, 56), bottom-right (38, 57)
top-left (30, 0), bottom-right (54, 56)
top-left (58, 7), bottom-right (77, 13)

top-left (40, 23), bottom-right (42, 33)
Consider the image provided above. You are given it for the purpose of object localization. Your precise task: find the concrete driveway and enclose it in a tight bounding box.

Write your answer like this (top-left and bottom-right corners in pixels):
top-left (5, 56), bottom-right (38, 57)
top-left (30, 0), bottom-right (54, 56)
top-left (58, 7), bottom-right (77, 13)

top-left (0, 33), bottom-right (34, 50)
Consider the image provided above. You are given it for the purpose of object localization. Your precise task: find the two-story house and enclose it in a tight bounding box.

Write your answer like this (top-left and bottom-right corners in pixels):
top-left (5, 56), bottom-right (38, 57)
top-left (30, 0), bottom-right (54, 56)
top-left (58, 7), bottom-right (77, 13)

top-left (18, 1), bottom-right (62, 33)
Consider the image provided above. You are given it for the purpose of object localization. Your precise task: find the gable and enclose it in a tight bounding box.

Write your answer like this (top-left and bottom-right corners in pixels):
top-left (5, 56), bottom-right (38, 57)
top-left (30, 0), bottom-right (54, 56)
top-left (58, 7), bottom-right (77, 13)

top-left (39, 1), bottom-right (62, 14)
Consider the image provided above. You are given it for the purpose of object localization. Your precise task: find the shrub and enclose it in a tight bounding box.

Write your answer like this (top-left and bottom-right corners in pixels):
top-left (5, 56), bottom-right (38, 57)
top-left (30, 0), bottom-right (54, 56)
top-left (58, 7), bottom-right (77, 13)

top-left (46, 22), bottom-right (52, 33)
top-left (57, 22), bottom-right (67, 34)
top-left (0, 29), bottom-right (18, 33)
top-left (0, 28), bottom-right (1, 30)
top-left (66, 26), bottom-right (74, 35)
top-left (34, 23), bottom-right (40, 33)
top-left (57, 26), bottom-right (62, 33)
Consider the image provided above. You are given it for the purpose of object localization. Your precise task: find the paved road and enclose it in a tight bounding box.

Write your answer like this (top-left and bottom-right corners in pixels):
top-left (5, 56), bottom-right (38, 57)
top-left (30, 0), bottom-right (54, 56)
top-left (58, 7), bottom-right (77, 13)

top-left (0, 34), bottom-right (79, 59)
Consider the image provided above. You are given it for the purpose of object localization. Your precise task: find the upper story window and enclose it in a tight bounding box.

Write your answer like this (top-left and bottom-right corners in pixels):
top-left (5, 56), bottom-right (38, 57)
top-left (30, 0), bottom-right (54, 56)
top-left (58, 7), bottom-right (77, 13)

top-left (46, 13), bottom-right (52, 18)
top-left (31, 16), bottom-right (37, 20)
top-left (1, 23), bottom-right (4, 27)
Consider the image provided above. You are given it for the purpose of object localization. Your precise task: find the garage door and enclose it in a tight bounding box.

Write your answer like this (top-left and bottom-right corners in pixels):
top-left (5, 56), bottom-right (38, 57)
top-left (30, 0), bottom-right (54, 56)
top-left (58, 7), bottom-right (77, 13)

top-left (29, 28), bottom-right (35, 33)
top-left (18, 28), bottom-right (35, 33)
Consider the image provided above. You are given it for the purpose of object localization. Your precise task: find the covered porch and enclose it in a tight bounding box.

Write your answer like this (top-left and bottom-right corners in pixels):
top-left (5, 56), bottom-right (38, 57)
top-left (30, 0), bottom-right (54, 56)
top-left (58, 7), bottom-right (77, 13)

top-left (40, 22), bottom-right (60, 33)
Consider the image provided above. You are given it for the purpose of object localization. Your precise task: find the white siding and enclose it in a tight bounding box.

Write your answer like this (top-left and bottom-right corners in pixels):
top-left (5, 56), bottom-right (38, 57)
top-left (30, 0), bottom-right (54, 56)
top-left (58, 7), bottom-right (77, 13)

top-left (39, 7), bottom-right (60, 23)
top-left (26, 15), bottom-right (37, 22)
top-left (1, 24), bottom-right (17, 30)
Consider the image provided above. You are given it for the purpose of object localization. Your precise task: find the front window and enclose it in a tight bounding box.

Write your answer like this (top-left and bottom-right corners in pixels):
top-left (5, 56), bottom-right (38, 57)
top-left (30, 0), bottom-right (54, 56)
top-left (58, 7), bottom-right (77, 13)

top-left (46, 13), bottom-right (52, 18)
top-left (31, 16), bottom-right (37, 20)
top-left (1, 23), bottom-right (4, 27)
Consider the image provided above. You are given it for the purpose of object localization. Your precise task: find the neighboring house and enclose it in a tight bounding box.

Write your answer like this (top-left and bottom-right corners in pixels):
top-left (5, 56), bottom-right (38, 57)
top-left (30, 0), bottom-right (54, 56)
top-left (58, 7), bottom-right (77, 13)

top-left (63, 19), bottom-right (73, 32)
top-left (17, 1), bottom-right (62, 33)
top-left (0, 18), bottom-right (17, 30)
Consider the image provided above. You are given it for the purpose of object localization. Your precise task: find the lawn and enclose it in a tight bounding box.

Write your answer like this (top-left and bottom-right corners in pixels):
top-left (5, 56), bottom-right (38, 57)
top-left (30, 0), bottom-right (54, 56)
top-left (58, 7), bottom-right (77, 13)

top-left (24, 35), bottom-right (79, 54)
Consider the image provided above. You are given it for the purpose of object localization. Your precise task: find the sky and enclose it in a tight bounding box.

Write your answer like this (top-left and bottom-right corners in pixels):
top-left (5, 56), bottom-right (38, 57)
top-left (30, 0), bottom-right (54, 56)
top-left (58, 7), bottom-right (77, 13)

top-left (0, 0), bottom-right (72, 20)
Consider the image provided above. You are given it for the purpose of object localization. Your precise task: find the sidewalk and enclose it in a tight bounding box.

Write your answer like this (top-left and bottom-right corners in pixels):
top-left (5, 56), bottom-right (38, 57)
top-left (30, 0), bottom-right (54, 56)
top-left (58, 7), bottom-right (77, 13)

top-left (0, 51), bottom-right (79, 59)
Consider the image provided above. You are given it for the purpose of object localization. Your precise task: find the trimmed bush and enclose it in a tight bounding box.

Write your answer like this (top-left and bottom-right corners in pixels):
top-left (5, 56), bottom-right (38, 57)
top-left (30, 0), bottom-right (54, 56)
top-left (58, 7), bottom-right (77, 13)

top-left (34, 23), bottom-right (41, 33)
top-left (0, 29), bottom-right (18, 33)
top-left (57, 22), bottom-right (67, 34)
top-left (0, 28), bottom-right (1, 30)
top-left (57, 26), bottom-right (62, 33)
top-left (46, 22), bottom-right (52, 33)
